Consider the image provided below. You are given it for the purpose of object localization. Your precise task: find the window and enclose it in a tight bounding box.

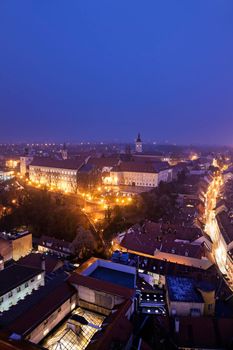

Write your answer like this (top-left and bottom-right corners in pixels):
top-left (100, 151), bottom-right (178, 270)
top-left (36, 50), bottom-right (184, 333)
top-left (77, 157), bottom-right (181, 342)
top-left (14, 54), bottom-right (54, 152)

top-left (37, 274), bottom-right (42, 281)
top-left (31, 278), bottom-right (35, 283)
top-left (8, 291), bottom-right (13, 298)
top-left (0, 297), bottom-right (3, 304)
top-left (25, 282), bottom-right (29, 288)
top-left (17, 286), bottom-right (21, 293)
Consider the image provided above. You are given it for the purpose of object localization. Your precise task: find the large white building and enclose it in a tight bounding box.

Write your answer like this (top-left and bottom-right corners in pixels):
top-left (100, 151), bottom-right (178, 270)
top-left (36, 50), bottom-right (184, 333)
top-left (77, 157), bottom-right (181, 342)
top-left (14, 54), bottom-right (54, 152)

top-left (28, 157), bottom-right (87, 193)
top-left (106, 161), bottom-right (172, 187)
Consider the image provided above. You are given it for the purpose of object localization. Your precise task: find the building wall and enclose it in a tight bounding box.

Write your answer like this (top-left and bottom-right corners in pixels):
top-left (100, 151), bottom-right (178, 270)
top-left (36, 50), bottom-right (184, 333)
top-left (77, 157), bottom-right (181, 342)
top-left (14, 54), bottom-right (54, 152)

top-left (29, 165), bottom-right (78, 193)
top-left (110, 170), bottom-right (158, 187)
top-left (167, 299), bottom-right (204, 317)
top-left (0, 272), bottom-right (45, 312)
top-left (20, 157), bottom-right (33, 176)
top-left (158, 169), bottom-right (173, 183)
top-left (153, 250), bottom-right (212, 270)
top-left (197, 289), bottom-right (215, 316)
top-left (0, 170), bottom-right (14, 181)
top-left (12, 234), bottom-right (32, 261)
top-left (38, 244), bottom-right (71, 258)
top-left (0, 239), bottom-right (12, 262)
top-left (77, 285), bottom-right (126, 314)
top-left (27, 295), bottom-right (77, 344)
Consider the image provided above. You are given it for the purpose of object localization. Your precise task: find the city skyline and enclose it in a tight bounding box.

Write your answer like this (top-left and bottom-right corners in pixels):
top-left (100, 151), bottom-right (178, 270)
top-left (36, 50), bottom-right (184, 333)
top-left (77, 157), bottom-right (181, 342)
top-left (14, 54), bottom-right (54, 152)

top-left (1, 1), bottom-right (233, 144)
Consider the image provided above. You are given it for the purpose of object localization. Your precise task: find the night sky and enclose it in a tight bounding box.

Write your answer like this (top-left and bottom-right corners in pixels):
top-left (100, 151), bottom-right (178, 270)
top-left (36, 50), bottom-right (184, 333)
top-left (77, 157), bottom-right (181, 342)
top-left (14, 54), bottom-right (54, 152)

top-left (1, 1), bottom-right (233, 144)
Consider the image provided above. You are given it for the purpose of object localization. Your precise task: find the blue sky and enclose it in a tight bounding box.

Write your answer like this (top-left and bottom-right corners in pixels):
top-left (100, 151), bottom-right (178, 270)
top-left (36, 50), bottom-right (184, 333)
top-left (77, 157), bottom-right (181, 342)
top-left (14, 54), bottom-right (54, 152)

top-left (0, 0), bottom-right (233, 144)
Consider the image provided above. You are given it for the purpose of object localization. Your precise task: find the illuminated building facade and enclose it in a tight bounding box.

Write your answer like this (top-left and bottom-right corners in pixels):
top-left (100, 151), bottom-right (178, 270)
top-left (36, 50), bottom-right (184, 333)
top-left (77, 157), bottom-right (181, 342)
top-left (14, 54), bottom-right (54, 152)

top-left (0, 264), bottom-right (44, 312)
top-left (29, 158), bottom-right (86, 193)
top-left (106, 161), bottom-right (172, 187)
top-left (0, 231), bottom-right (32, 262)
top-left (20, 156), bottom-right (34, 176)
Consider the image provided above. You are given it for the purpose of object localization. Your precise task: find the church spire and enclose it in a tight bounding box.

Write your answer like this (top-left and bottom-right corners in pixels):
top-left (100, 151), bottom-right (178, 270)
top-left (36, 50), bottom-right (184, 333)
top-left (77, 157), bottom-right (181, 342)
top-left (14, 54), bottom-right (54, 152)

top-left (135, 133), bottom-right (142, 153)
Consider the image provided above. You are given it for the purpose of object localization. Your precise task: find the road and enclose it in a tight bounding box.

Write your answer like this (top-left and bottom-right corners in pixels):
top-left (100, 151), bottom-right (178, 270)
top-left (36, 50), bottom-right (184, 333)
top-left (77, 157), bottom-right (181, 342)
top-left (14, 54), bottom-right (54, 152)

top-left (204, 173), bottom-right (232, 287)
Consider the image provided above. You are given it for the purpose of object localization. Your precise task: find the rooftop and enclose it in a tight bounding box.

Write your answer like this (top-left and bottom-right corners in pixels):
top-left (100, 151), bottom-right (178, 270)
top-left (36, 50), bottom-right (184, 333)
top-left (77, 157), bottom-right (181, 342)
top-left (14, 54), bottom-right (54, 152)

top-left (112, 161), bottom-right (170, 174)
top-left (166, 276), bottom-right (204, 303)
top-left (89, 266), bottom-right (135, 289)
top-left (30, 157), bottom-right (85, 170)
top-left (5, 280), bottom-right (75, 337)
top-left (0, 271), bottom-right (69, 328)
top-left (0, 264), bottom-right (42, 296)
top-left (18, 253), bottom-right (63, 274)
top-left (157, 316), bottom-right (233, 349)
top-left (69, 258), bottom-right (136, 299)
top-left (216, 210), bottom-right (233, 245)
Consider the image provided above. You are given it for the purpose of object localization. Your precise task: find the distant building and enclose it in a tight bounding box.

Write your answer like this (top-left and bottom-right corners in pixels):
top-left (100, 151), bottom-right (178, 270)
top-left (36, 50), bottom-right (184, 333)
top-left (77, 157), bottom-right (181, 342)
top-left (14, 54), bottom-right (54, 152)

top-left (61, 143), bottom-right (68, 160)
top-left (0, 264), bottom-right (44, 312)
top-left (5, 157), bottom-right (20, 170)
top-left (0, 231), bottom-right (32, 262)
top-left (135, 133), bottom-right (142, 153)
top-left (20, 156), bottom-right (34, 176)
top-left (0, 169), bottom-right (14, 181)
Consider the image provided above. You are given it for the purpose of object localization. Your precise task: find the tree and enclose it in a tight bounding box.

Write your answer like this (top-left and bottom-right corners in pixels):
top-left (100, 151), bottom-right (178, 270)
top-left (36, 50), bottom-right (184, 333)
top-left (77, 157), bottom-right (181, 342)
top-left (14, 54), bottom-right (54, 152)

top-left (72, 227), bottom-right (97, 259)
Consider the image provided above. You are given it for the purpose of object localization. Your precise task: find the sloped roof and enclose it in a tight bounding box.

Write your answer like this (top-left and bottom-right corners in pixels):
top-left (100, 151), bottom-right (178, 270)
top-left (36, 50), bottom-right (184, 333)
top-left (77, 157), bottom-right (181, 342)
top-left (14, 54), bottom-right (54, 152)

top-left (0, 264), bottom-right (42, 296)
top-left (30, 157), bottom-right (85, 170)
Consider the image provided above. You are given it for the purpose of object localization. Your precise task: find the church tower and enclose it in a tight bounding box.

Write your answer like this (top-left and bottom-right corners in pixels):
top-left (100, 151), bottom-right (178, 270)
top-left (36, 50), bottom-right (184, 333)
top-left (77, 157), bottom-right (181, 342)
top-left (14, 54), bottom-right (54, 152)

top-left (61, 143), bottom-right (68, 160)
top-left (135, 133), bottom-right (142, 153)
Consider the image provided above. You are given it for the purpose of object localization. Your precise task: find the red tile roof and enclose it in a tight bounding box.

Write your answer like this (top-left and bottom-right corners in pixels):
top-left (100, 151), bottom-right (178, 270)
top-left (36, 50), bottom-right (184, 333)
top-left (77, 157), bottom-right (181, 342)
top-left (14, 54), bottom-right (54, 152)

top-left (112, 161), bottom-right (168, 174)
top-left (18, 253), bottom-right (63, 273)
top-left (158, 316), bottom-right (233, 349)
top-left (30, 157), bottom-right (85, 170)
top-left (119, 222), bottom-right (205, 259)
top-left (87, 157), bottom-right (119, 168)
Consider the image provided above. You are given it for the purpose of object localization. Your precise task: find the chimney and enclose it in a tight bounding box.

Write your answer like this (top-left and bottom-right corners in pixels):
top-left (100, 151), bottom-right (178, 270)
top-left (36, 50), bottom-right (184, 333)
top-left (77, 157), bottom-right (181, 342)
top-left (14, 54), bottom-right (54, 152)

top-left (41, 255), bottom-right (46, 272)
top-left (175, 317), bottom-right (180, 333)
top-left (0, 255), bottom-right (4, 271)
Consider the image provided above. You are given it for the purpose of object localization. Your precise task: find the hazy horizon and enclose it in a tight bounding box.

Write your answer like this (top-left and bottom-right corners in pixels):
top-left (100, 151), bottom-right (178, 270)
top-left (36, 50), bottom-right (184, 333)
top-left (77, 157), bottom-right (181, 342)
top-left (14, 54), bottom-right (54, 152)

top-left (1, 1), bottom-right (233, 145)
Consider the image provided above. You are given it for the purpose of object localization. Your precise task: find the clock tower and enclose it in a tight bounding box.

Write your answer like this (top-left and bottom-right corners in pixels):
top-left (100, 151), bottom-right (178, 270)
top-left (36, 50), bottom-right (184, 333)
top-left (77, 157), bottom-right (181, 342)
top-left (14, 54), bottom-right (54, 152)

top-left (135, 133), bottom-right (142, 153)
